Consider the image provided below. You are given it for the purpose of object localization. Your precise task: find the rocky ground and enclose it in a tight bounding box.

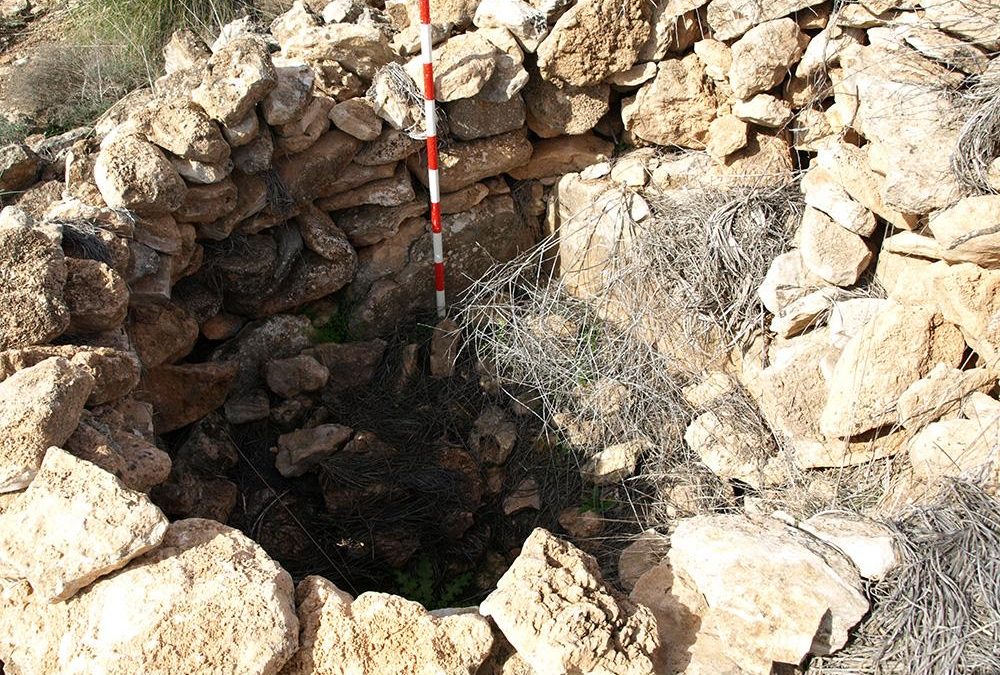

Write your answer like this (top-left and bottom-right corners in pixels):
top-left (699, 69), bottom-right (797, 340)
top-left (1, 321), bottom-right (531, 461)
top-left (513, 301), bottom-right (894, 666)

top-left (0, 0), bottom-right (999, 673)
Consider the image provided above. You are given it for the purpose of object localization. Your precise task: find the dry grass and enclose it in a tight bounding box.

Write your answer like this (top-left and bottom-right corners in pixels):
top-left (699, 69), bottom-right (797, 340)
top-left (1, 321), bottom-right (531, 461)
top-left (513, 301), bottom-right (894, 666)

top-left (812, 479), bottom-right (1000, 675)
top-left (952, 66), bottom-right (1000, 194)
top-left (458, 175), bottom-right (803, 530)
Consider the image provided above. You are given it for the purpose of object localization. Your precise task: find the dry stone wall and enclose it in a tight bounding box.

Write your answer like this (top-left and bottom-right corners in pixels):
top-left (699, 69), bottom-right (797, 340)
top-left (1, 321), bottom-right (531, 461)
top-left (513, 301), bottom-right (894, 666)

top-left (0, 0), bottom-right (998, 673)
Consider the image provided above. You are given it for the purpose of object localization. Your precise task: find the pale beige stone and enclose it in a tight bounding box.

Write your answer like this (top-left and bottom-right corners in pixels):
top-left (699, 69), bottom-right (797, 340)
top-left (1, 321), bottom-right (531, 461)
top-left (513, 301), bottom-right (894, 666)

top-left (707, 0), bottom-right (826, 40)
top-left (282, 577), bottom-right (494, 674)
top-left (535, 0), bottom-right (651, 87)
top-left (800, 513), bottom-right (898, 580)
top-left (622, 54), bottom-right (718, 149)
top-left (0, 519), bottom-right (298, 675)
top-left (405, 32), bottom-right (498, 102)
top-left (666, 514), bottom-right (867, 668)
top-left (481, 528), bottom-right (660, 675)
top-left (908, 417), bottom-right (1000, 482)
top-left (0, 223), bottom-right (69, 350)
top-left (927, 195), bottom-right (1000, 269)
top-left (684, 411), bottom-right (786, 489)
top-left (799, 207), bottom-right (872, 287)
top-left (0, 357), bottom-right (94, 492)
top-left (707, 115), bottom-right (748, 159)
top-left (192, 35), bottom-right (278, 125)
top-left (732, 94), bottom-right (793, 128)
top-left (821, 303), bottom-right (966, 437)
top-left (897, 363), bottom-right (996, 431)
top-left (757, 250), bottom-right (828, 315)
top-left (929, 263), bottom-right (1000, 368)
top-left (801, 166), bottom-right (877, 236)
top-left (0, 447), bottom-right (168, 601)
top-left (618, 529), bottom-right (669, 592)
top-left (693, 38), bottom-right (731, 81)
top-left (729, 19), bottom-right (808, 100)
top-left (582, 440), bottom-right (648, 485)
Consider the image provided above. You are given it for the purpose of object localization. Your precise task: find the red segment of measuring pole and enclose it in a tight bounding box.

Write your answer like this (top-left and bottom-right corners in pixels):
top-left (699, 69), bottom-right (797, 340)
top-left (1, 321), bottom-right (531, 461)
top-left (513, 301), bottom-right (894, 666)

top-left (418, 0), bottom-right (446, 317)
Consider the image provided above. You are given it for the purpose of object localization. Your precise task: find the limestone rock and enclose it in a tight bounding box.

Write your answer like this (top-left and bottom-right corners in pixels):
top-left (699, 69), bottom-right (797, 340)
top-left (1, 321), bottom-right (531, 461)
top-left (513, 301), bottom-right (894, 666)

top-left (448, 96), bottom-right (527, 141)
top-left (146, 100), bottom-right (230, 164)
top-left (622, 54), bottom-right (718, 149)
top-left (275, 424), bottom-right (352, 478)
top-left (618, 529), bottom-right (669, 592)
top-left (262, 59), bottom-right (315, 126)
top-left (666, 514), bottom-right (867, 667)
top-left (129, 302), bottom-right (200, 368)
top-left (95, 134), bottom-right (186, 214)
top-left (639, 0), bottom-right (705, 62)
top-left (140, 362), bottom-right (239, 433)
top-left (469, 405), bottom-right (517, 465)
top-left (897, 363), bottom-right (995, 431)
top-left (770, 287), bottom-right (846, 338)
top-left (474, 0), bottom-right (549, 52)
top-left (707, 0), bottom-right (825, 40)
top-left (302, 340), bottom-right (387, 392)
top-left (409, 32), bottom-right (499, 102)
top-left (814, 142), bottom-right (917, 231)
top-left (799, 206), bottom-right (872, 287)
top-left (0, 345), bottom-right (139, 406)
top-left (295, 205), bottom-right (356, 260)
top-left (0, 519), bottom-right (298, 674)
top-left (918, 0), bottom-right (1000, 50)
top-left (800, 513), bottom-right (899, 580)
top-left (706, 115), bottom-right (748, 159)
top-left (729, 19), bottom-right (808, 101)
top-left (265, 355), bottom-right (330, 398)
top-left (839, 43), bottom-right (966, 213)
top-left (927, 195), bottom-right (1000, 269)
top-left (693, 38), bottom-right (732, 82)
top-left (337, 201), bottom-right (426, 247)
top-left (503, 477), bottom-right (541, 515)
top-left (480, 528), bottom-right (660, 675)
top-left (801, 166), bottom-right (877, 237)
top-left (582, 440), bottom-right (647, 486)
top-left (329, 98), bottom-right (382, 141)
top-left (757, 250), bottom-right (827, 316)
top-left (163, 28), bottom-right (210, 74)
top-left (64, 258), bottom-right (128, 334)
top-left (732, 94), bottom-right (793, 128)
top-left (192, 35), bottom-right (278, 125)
top-left (0, 143), bottom-right (42, 192)
top-left (314, 166), bottom-right (414, 211)
top-left (275, 130), bottom-right (361, 202)
top-left (930, 264), bottom-right (1000, 368)
top-left (821, 303), bottom-right (966, 438)
top-left (524, 76), bottom-right (608, 139)
top-left (508, 134), bottom-right (613, 181)
top-left (407, 130), bottom-right (532, 193)
top-left (0, 447), bottom-right (168, 601)
top-left (0, 225), bottom-right (69, 350)
top-left (0, 357), bottom-right (94, 492)
top-left (908, 417), bottom-right (1000, 483)
top-left (176, 178), bottom-right (238, 225)
top-left (536, 0), bottom-right (651, 87)
top-left (282, 576), bottom-right (494, 674)
top-left (684, 411), bottom-right (784, 489)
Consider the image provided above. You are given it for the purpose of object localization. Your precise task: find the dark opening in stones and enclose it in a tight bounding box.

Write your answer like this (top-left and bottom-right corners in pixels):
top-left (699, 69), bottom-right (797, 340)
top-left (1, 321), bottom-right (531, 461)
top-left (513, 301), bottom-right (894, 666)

top-left (150, 313), bottom-right (620, 608)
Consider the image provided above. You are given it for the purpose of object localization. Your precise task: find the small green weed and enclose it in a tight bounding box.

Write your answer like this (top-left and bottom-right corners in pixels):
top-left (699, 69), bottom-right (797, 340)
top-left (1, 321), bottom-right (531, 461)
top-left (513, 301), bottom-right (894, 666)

top-left (392, 555), bottom-right (474, 610)
top-left (580, 486), bottom-right (615, 515)
top-left (309, 308), bottom-right (350, 344)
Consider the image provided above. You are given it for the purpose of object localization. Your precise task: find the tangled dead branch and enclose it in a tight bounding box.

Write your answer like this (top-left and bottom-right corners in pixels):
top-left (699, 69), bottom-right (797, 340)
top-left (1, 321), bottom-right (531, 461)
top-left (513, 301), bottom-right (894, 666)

top-left (952, 67), bottom-right (1000, 194)
top-left (813, 479), bottom-right (1000, 675)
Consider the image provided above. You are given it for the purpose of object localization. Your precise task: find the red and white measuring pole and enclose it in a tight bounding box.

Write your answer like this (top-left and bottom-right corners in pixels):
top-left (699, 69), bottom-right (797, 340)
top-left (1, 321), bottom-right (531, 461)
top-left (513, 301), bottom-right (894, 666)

top-left (418, 0), bottom-right (446, 318)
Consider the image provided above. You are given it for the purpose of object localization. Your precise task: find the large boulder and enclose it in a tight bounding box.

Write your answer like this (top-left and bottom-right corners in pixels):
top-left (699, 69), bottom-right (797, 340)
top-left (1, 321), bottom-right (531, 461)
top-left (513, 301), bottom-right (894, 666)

top-left (0, 223), bottom-right (69, 350)
top-left (0, 357), bottom-right (94, 493)
top-left (821, 303), bottom-right (966, 438)
top-left (0, 519), bottom-right (299, 674)
top-left (536, 0), bottom-right (651, 87)
top-left (94, 134), bottom-right (187, 214)
top-left (480, 528), bottom-right (660, 675)
top-left (622, 54), bottom-right (718, 149)
top-left (639, 514), bottom-right (867, 673)
top-left (0, 447), bottom-right (168, 602)
top-left (192, 35), bottom-right (278, 125)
